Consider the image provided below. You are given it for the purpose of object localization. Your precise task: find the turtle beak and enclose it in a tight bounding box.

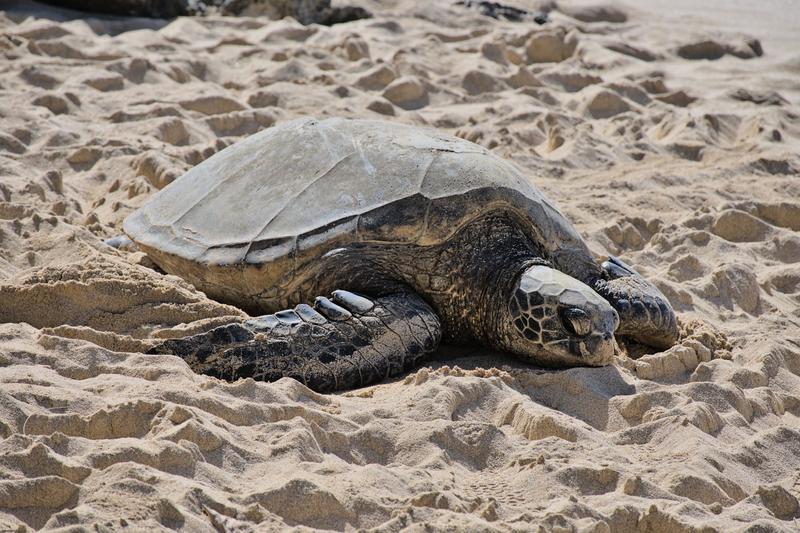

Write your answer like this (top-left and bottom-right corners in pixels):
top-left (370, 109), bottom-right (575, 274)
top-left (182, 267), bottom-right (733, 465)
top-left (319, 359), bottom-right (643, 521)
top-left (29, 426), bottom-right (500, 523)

top-left (579, 331), bottom-right (615, 365)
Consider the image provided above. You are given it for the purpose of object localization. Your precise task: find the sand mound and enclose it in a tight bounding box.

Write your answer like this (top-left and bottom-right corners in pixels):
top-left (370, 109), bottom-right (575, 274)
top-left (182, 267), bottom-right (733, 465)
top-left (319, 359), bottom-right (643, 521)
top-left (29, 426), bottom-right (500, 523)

top-left (0, 0), bottom-right (799, 530)
top-left (0, 253), bottom-right (244, 351)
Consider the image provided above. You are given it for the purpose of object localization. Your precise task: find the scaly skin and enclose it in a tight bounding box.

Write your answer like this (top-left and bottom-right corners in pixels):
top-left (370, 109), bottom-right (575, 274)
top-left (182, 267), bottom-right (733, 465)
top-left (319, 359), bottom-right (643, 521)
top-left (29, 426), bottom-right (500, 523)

top-left (149, 292), bottom-right (441, 393)
top-left (591, 256), bottom-right (679, 349)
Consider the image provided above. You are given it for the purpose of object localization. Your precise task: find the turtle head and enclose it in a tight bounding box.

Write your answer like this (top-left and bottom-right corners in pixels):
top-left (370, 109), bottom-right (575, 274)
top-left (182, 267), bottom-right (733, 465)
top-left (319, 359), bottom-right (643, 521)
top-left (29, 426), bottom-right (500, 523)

top-left (498, 264), bottom-right (619, 366)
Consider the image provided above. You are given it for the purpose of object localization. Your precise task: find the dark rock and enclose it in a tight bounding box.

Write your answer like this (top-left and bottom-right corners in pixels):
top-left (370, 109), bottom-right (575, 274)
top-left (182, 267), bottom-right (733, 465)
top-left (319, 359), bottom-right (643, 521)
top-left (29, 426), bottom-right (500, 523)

top-left (560, 3), bottom-right (627, 23)
top-left (219, 0), bottom-right (371, 25)
top-left (455, 1), bottom-right (548, 24)
top-left (38, 0), bottom-right (372, 24)
top-left (729, 88), bottom-right (788, 106)
top-left (39, 0), bottom-right (196, 18)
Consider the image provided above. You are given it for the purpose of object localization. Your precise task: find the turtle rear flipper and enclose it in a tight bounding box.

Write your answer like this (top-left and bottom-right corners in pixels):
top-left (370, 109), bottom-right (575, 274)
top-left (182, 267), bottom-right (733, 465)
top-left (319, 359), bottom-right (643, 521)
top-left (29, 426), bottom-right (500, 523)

top-left (148, 291), bottom-right (441, 393)
top-left (593, 256), bottom-right (678, 349)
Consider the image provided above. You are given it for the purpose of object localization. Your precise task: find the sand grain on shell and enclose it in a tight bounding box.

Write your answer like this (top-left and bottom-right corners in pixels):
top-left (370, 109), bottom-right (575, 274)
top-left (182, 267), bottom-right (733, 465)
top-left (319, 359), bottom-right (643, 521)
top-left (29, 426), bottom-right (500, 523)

top-left (1, 0), bottom-right (800, 530)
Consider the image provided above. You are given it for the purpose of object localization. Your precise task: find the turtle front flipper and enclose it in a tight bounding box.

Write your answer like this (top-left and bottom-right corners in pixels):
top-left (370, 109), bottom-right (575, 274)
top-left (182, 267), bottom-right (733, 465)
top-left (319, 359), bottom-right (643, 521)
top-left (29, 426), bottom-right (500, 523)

top-left (148, 291), bottom-right (442, 393)
top-left (592, 256), bottom-right (678, 349)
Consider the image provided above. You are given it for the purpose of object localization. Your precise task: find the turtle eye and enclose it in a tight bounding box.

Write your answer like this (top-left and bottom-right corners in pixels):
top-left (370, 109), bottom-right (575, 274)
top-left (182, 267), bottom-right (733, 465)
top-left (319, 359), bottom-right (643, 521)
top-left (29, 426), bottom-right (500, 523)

top-left (561, 308), bottom-right (591, 337)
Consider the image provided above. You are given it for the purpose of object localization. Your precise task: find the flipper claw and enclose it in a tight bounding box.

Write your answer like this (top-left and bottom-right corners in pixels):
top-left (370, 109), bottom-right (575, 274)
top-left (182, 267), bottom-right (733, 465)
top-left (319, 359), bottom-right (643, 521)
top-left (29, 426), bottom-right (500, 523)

top-left (314, 296), bottom-right (352, 321)
top-left (331, 290), bottom-right (374, 313)
top-left (602, 255), bottom-right (636, 278)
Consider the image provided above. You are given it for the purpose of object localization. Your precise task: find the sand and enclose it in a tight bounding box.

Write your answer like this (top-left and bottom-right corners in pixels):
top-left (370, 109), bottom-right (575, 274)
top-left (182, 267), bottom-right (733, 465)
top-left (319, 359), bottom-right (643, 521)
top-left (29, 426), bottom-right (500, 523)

top-left (1, 0), bottom-right (799, 530)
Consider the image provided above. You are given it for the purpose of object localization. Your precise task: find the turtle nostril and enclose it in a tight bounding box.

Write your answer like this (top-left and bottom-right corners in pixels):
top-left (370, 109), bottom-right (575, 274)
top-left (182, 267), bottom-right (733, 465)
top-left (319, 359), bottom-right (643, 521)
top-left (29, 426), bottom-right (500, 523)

top-left (603, 332), bottom-right (612, 341)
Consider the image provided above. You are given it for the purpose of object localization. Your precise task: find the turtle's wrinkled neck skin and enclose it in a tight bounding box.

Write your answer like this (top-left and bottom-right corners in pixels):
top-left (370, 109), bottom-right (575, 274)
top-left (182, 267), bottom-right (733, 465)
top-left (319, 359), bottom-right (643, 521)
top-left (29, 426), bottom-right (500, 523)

top-left (295, 214), bottom-right (547, 345)
top-left (400, 214), bottom-right (546, 344)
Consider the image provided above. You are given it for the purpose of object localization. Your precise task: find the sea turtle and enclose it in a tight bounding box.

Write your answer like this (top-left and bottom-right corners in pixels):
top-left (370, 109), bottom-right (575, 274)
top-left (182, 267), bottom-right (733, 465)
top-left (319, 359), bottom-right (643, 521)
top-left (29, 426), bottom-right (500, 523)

top-left (123, 117), bottom-right (677, 392)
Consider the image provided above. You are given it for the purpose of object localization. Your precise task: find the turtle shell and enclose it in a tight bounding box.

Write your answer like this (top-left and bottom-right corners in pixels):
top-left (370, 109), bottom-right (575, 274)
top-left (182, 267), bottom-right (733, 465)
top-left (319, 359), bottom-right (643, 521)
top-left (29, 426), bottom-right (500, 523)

top-left (124, 117), bottom-right (592, 309)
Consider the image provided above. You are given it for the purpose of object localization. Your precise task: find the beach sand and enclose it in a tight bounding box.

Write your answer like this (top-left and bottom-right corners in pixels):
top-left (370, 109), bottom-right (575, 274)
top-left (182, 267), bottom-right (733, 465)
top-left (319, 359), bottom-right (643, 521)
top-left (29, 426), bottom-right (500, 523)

top-left (1, 0), bottom-right (799, 530)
